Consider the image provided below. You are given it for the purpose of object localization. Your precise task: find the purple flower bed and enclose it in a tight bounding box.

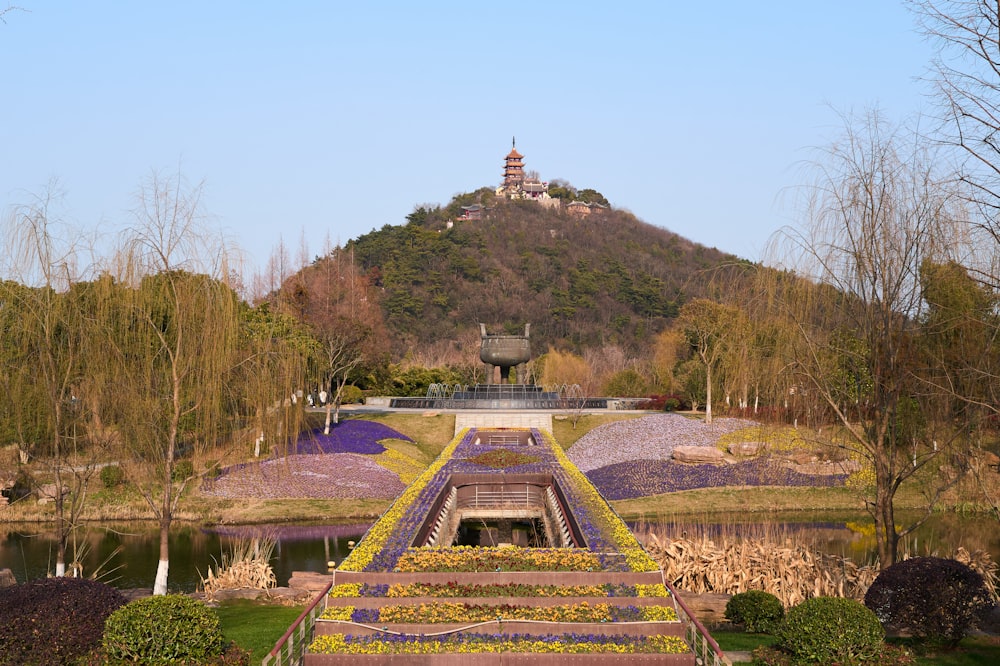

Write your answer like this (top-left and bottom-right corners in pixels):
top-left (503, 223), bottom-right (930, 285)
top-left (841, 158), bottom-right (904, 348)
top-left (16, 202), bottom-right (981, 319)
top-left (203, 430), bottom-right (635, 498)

top-left (292, 420), bottom-right (412, 455)
top-left (586, 457), bottom-right (847, 501)
top-left (200, 454), bottom-right (405, 499)
top-left (567, 414), bottom-right (757, 472)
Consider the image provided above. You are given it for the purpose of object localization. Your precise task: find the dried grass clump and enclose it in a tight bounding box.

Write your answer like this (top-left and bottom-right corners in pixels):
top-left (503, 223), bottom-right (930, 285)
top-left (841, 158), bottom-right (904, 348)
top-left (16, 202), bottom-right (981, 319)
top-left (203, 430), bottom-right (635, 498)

top-left (641, 527), bottom-right (1000, 608)
top-left (643, 529), bottom-right (878, 607)
top-left (199, 537), bottom-right (277, 600)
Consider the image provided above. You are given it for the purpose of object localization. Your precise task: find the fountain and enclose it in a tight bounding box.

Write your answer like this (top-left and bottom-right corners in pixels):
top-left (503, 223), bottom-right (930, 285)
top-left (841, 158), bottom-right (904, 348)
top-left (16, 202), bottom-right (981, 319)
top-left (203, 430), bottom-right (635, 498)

top-left (389, 323), bottom-right (607, 409)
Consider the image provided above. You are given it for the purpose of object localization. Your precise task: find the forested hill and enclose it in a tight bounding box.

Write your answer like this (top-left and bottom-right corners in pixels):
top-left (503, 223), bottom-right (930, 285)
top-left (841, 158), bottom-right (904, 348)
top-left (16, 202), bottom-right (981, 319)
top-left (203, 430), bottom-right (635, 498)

top-left (344, 198), bottom-right (741, 359)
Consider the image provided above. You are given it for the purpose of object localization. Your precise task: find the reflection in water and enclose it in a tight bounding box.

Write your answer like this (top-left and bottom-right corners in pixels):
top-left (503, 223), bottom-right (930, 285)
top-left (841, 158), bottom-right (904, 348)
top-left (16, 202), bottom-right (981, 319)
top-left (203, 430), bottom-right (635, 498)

top-left (632, 512), bottom-right (1000, 565)
top-left (0, 522), bottom-right (369, 593)
top-left (2, 513), bottom-right (997, 593)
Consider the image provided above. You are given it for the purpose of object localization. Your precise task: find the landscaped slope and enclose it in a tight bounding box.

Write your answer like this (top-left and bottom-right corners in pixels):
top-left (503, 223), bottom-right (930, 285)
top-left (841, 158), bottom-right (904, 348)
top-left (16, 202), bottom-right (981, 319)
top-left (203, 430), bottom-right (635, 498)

top-left (569, 414), bottom-right (850, 500)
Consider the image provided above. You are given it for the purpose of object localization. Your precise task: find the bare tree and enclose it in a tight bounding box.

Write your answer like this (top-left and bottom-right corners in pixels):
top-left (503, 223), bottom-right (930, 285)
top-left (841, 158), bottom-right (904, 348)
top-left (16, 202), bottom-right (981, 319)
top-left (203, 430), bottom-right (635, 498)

top-left (768, 110), bottom-right (971, 567)
top-left (275, 247), bottom-right (386, 433)
top-left (910, 1), bottom-right (1000, 250)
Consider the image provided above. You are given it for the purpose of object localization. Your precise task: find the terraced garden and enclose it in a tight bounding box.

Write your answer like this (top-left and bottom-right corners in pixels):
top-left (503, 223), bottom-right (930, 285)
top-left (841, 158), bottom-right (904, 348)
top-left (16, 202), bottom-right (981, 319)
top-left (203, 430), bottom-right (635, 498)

top-left (302, 427), bottom-right (720, 664)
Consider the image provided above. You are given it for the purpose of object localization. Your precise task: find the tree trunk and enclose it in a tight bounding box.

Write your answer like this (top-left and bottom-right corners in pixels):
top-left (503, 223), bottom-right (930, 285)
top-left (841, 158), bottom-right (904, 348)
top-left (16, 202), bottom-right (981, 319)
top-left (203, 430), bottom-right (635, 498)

top-left (705, 363), bottom-right (713, 424)
top-left (873, 459), bottom-right (899, 569)
top-left (154, 514), bottom-right (170, 595)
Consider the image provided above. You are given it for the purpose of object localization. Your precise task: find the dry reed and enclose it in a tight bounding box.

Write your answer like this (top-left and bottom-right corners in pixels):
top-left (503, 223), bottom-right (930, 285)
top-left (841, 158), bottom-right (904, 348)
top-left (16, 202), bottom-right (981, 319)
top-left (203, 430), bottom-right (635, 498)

top-left (639, 523), bottom-right (998, 608)
top-left (199, 536), bottom-right (277, 600)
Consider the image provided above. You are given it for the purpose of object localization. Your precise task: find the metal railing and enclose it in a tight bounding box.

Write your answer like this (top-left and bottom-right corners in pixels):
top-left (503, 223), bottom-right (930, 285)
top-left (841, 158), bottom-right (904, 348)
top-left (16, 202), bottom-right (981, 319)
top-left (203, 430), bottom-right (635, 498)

top-left (262, 581), bottom-right (331, 666)
top-left (456, 484), bottom-right (547, 509)
top-left (663, 575), bottom-right (729, 666)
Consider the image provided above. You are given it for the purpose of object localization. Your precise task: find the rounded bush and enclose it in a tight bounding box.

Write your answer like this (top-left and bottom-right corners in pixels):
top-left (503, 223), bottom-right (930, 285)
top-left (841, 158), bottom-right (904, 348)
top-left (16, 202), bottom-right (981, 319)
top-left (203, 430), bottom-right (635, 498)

top-left (776, 596), bottom-right (883, 664)
top-left (864, 556), bottom-right (993, 645)
top-left (100, 464), bottom-right (125, 488)
top-left (725, 590), bottom-right (785, 633)
top-left (0, 576), bottom-right (127, 665)
top-left (103, 594), bottom-right (226, 663)
top-left (172, 459), bottom-right (195, 482)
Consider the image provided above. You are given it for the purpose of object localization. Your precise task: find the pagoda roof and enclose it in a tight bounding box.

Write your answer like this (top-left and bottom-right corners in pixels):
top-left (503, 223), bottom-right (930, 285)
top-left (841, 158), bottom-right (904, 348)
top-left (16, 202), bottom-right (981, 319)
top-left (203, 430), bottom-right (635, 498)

top-left (506, 147), bottom-right (523, 159)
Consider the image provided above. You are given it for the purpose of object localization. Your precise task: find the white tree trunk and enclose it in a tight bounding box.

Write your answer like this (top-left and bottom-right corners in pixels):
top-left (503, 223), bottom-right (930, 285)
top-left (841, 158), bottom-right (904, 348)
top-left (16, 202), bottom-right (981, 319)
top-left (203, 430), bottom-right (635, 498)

top-left (153, 559), bottom-right (169, 595)
top-left (323, 402), bottom-right (333, 435)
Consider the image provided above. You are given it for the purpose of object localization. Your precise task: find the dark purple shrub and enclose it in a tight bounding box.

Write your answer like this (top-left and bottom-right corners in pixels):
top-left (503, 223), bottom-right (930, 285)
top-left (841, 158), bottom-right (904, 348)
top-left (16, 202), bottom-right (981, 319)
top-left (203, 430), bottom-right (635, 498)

top-left (0, 576), bottom-right (127, 665)
top-left (864, 557), bottom-right (993, 645)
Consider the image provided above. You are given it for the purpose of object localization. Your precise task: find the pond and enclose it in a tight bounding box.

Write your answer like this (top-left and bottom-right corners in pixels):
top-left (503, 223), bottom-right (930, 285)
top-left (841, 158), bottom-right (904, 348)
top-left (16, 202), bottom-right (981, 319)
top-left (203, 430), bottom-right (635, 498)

top-left (633, 510), bottom-right (1000, 565)
top-left (2, 512), bottom-right (996, 593)
top-left (0, 522), bottom-right (370, 593)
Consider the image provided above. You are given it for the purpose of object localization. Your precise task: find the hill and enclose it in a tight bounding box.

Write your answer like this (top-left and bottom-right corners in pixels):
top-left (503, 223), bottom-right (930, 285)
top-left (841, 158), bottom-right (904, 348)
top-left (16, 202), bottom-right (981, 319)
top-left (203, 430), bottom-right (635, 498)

top-left (344, 196), bottom-right (741, 360)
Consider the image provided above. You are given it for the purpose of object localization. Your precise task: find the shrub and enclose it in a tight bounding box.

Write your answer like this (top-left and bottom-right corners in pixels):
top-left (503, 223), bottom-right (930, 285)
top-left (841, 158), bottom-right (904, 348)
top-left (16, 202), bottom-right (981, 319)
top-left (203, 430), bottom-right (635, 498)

top-left (1, 469), bottom-right (33, 502)
top-left (725, 590), bottom-right (784, 633)
top-left (864, 556), bottom-right (993, 646)
top-left (103, 594), bottom-right (227, 663)
top-left (172, 459), bottom-right (195, 482)
top-left (0, 576), bottom-right (127, 665)
top-left (100, 464), bottom-right (125, 488)
top-left (341, 384), bottom-right (364, 404)
top-left (775, 596), bottom-right (883, 664)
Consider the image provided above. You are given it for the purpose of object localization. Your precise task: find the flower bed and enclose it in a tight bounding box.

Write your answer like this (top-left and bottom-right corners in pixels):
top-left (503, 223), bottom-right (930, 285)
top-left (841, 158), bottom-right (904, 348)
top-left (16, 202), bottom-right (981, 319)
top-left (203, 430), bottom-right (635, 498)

top-left (394, 547), bottom-right (604, 573)
top-left (587, 456), bottom-right (847, 500)
top-left (567, 414), bottom-right (757, 473)
top-left (329, 582), bottom-right (668, 598)
top-left (293, 420), bottom-right (413, 455)
top-left (321, 601), bottom-right (678, 623)
top-left (199, 453), bottom-right (405, 499)
top-left (309, 633), bottom-right (689, 655)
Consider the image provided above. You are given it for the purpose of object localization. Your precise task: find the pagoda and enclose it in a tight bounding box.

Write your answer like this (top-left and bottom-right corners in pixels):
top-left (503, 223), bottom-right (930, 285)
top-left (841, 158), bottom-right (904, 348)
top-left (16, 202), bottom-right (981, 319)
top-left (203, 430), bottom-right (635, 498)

top-left (501, 137), bottom-right (525, 194)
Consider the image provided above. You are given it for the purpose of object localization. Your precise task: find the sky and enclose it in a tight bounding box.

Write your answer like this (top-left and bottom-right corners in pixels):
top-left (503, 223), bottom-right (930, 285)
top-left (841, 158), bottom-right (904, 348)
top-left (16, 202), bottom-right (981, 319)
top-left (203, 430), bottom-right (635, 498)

top-left (1, 1), bottom-right (938, 280)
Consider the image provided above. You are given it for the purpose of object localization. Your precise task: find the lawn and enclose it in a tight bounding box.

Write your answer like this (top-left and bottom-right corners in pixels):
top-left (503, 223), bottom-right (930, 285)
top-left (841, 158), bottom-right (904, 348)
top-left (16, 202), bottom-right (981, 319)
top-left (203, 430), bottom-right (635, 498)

top-left (216, 599), bottom-right (305, 663)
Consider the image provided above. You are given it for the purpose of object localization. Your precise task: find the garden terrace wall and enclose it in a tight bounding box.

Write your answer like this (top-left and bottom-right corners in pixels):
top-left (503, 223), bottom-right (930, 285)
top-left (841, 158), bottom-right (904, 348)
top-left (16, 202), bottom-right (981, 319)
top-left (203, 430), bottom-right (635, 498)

top-left (306, 654), bottom-right (693, 665)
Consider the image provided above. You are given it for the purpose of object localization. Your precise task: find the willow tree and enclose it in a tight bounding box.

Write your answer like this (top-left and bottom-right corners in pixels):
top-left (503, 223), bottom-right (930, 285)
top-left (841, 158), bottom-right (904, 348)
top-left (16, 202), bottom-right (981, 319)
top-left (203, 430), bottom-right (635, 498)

top-left (768, 110), bottom-right (970, 568)
top-left (1, 192), bottom-right (97, 578)
top-left (236, 302), bottom-right (318, 458)
top-left (107, 173), bottom-right (241, 594)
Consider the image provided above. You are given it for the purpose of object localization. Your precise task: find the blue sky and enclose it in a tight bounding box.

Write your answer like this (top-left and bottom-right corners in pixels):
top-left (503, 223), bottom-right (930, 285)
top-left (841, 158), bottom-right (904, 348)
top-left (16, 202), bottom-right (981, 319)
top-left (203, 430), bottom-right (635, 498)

top-left (1, 2), bottom-right (936, 277)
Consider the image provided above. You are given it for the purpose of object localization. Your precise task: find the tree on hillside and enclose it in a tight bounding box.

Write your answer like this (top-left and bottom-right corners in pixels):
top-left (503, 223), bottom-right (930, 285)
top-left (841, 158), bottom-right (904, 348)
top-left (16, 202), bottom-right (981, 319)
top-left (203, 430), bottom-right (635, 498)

top-left (677, 298), bottom-right (741, 424)
top-left (107, 172), bottom-right (241, 595)
top-left (768, 110), bottom-right (972, 568)
top-left (276, 247), bottom-right (387, 433)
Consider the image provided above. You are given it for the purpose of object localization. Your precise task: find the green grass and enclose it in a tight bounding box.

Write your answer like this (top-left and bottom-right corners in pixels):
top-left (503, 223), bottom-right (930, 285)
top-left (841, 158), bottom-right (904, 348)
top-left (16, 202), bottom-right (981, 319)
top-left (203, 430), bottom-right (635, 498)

top-left (709, 629), bottom-right (1000, 665)
top-left (215, 599), bottom-right (305, 663)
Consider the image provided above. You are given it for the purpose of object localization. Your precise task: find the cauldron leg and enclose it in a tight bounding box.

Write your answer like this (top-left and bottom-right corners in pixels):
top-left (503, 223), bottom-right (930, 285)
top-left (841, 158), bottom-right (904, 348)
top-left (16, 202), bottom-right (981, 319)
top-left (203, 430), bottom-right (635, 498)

top-left (499, 365), bottom-right (511, 382)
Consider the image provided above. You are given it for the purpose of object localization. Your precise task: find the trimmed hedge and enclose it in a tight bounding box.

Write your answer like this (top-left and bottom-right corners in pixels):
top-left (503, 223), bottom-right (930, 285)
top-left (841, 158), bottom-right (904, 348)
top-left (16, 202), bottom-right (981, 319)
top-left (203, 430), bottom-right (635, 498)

top-left (0, 576), bottom-right (127, 665)
top-left (725, 590), bottom-right (784, 633)
top-left (775, 596), bottom-right (883, 664)
top-left (102, 594), bottom-right (227, 664)
top-left (864, 556), bottom-right (993, 646)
